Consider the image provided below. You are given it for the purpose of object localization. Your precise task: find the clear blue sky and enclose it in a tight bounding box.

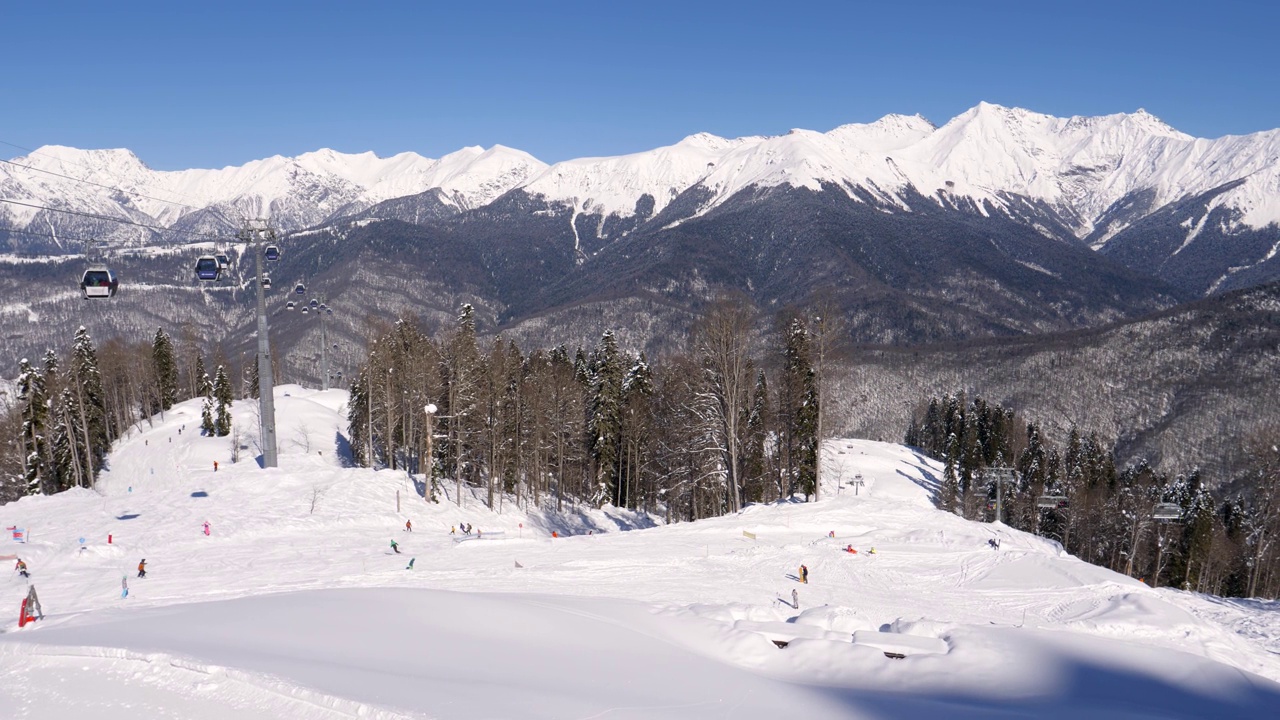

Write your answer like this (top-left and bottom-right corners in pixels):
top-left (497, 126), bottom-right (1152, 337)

top-left (4, 0), bottom-right (1277, 169)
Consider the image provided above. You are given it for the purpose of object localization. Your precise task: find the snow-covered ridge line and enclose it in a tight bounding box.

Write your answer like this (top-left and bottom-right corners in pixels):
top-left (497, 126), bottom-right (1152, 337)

top-left (5, 103), bottom-right (1280, 241)
top-left (0, 144), bottom-right (547, 234)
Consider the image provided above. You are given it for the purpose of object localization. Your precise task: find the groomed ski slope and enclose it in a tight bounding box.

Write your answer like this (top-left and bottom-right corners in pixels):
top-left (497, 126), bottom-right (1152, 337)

top-left (1, 386), bottom-right (1278, 719)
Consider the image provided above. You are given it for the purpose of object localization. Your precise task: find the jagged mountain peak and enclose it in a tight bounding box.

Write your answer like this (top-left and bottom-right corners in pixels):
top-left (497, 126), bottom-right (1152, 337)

top-left (5, 104), bottom-right (1280, 258)
top-left (22, 144), bottom-right (149, 170)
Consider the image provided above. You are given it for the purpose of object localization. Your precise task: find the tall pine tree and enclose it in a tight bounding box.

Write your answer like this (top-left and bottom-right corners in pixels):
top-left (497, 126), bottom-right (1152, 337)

top-left (16, 357), bottom-right (48, 495)
top-left (151, 327), bottom-right (178, 411)
top-left (68, 326), bottom-right (109, 488)
top-left (199, 372), bottom-right (215, 435)
top-left (780, 318), bottom-right (818, 499)
top-left (588, 330), bottom-right (624, 506)
top-left (213, 365), bottom-right (233, 436)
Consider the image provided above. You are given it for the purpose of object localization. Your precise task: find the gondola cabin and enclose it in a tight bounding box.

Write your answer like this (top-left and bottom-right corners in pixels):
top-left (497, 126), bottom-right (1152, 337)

top-left (286, 301), bottom-right (296, 310)
top-left (80, 265), bottom-right (118, 299)
top-left (195, 256), bottom-right (221, 281)
top-left (308, 299), bottom-right (319, 309)
top-left (295, 283), bottom-right (305, 295)
top-left (261, 275), bottom-right (272, 290)
top-left (215, 253), bottom-right (230, 268)
top-left (264, 245), bottom-right (280, 262)
top-left (301, 307), bottom-right (309, 314)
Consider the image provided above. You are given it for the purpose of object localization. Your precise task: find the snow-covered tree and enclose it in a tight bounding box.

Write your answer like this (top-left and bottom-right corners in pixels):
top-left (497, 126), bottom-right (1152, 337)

top-left (151, 327), bottom-right (178, 411)
top-left (588, 330), bottom-right (623, 506)
top-left (17, 357), bottom-right (48, 495)
top-left (213, 365), bottom-right (233, 436)
top-left (199, 371), bottom-right (215, 436)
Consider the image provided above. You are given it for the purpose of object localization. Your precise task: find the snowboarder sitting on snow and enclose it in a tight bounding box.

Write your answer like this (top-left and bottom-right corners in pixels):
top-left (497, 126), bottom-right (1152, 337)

top-left (15, 559), bottom-right (29, 578)
top-left (845, 544), bottom-right (856, 554)
top-left (799, 564), bottom-right (809, 583)
top-left (137, 559), bottom-right (147, 578)
top-left (390, 539), bottom-right (401, 554)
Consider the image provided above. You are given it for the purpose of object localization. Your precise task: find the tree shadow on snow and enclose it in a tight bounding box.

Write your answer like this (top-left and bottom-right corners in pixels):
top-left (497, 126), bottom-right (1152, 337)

top-left (599, 508), bottom-right (658, 531)
top-left (333, 431), bottom-right (354, 467)
top-left (898, 462), bottom-right (941, 500)
top-left (808, 649), bottom-right (1280, 720)
top-left (115, 513), bottom-right (141, 521)
top-left (190, 491), bottom-right (208, 498)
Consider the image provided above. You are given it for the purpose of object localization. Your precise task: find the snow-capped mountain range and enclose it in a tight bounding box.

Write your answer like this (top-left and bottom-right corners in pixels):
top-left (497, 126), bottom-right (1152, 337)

top-left (0, 143), bottom-right (546, 247)
top-left (5, 103), bottom-right (1280, 238)
top-left (2, 102), bottom-right (1279, 295)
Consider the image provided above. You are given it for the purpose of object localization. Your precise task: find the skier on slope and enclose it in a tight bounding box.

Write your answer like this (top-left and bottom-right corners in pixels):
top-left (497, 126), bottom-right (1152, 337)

top-left (405, 520), bottom-right (412, 532)
top-left (792, 588), bottom-right (799, 608)
top-left (406, 558), bottom-right (415, 570)
top-left (203, 521), bottom-right (211, 536)
top-left (390, 539), bottom-right (401, 554)
top-left (137, 559), bottom-right (147, 578)
top-left (121, 575), bottom-right (129, 599)
top-left (799, 564), bottom-right (809, 583)
top-left (15, 558), bottom-right (29, 578)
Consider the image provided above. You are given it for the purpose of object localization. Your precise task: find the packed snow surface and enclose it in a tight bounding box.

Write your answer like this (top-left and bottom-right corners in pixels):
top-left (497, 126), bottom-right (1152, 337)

top-left (1, 387), bottom-right (1278, 719)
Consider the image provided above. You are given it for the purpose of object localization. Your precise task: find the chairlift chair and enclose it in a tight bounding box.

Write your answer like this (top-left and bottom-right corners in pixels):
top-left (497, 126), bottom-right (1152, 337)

top-left (264, 245), bottom-right (280, 262)
top-left (195, 255), bottom-right (221, 282)
top-left (80, 265), bottom-right (119, 299)
top-left (1036, 494), bottom-right (1069, 509)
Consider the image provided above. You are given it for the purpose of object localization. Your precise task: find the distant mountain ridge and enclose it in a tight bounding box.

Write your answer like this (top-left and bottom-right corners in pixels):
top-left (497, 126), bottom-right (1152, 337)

top-left (3, 103), bottom-right (1278, 295)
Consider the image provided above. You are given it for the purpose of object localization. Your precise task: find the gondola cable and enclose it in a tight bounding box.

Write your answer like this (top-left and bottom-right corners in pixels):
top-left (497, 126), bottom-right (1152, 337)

top-left (0, 157), bottom-right (208, 214)
top-left (0, 197), bottom-right (227, 242)
top-left (0, 138), bottom-right (214, 209)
